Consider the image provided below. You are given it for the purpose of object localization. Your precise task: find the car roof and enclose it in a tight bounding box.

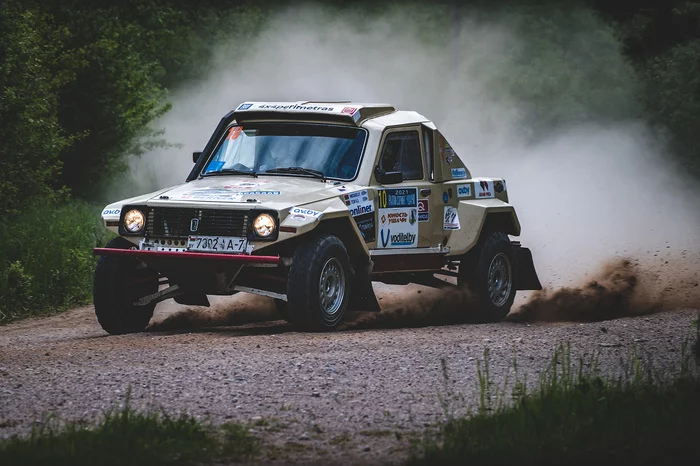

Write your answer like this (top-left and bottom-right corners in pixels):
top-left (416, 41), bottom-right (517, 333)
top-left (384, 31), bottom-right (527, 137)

top-left (231, 101), bottom-right (430, 127)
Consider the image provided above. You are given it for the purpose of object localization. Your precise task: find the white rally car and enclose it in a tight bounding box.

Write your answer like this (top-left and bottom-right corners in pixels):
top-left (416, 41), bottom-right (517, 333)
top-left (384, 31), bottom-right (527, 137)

top-left (94, 101), bottom-right (541, 334)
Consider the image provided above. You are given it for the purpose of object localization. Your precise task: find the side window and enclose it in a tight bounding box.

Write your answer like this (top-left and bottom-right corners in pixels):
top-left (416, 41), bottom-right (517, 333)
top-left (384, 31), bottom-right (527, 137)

top-left (422, 128), bottom-right (434, 181)
top-left (379, 131), bottom-right (424, 180)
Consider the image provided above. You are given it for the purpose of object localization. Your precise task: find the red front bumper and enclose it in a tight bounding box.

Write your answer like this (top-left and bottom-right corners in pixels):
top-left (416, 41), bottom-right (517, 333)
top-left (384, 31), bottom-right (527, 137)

top-left (92, 248), bottom-right (283, 264)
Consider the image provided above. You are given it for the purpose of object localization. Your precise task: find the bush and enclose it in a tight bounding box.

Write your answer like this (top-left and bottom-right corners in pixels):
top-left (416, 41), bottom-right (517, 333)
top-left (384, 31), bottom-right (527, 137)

top-left (0, 201), bottom-right (110, 324)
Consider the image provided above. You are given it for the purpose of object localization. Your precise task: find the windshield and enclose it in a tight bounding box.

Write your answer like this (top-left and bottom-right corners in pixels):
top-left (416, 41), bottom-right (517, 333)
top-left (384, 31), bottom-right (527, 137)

top-left (201, 123), bottom-right (367, 180)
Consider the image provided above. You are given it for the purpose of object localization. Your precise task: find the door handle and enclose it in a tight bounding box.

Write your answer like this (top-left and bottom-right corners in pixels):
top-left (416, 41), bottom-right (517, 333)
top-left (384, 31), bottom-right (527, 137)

top-left (420, 188), bottom-right (431, 196)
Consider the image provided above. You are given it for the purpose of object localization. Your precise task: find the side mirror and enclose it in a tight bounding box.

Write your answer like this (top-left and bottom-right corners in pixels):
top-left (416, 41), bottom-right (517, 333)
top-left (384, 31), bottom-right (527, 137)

top-left (192, 151), bottom-right (202, 163)
top-left (375, 167), bottom-right (403, 184)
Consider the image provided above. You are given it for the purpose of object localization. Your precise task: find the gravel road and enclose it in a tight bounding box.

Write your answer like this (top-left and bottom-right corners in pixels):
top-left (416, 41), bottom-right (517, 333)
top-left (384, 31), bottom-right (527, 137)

top-left (1, 280), bottom-right (698, 464)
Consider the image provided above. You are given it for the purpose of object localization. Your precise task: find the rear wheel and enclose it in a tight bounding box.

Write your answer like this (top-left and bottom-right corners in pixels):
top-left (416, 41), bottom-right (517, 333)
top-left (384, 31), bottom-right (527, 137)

top-left (93, 237), bottom-right (159, 334)
top-left (458, 232), bottom-right (517, 322)
top-left (286, 235), bottom-right (352, 330)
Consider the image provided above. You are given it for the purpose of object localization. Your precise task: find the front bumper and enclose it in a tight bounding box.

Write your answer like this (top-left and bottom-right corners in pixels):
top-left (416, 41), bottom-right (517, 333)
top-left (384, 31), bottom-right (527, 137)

top-left (93, 248), bottom-right (286, 295)
top-left (93, 247), bottom-right (283, 264)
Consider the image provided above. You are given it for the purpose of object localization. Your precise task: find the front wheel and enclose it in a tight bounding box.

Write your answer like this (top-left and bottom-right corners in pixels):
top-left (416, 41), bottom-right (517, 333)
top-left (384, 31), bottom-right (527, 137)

top-left (458, 232), bottom-right (517, 322)
top-left (286, 235), bottom-right (352, 330)
top-left (93, 237), bottom-right (159, 334)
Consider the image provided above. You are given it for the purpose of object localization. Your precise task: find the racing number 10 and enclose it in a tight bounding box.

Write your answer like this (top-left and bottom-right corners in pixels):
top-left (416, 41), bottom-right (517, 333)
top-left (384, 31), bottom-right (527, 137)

top-left (377, 190), bottom-right (388, 209)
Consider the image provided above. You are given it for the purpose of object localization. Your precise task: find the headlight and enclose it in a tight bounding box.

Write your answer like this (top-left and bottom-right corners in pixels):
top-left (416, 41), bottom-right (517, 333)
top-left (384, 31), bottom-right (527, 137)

top-left (253, 213), bottom-right (276, 237)
top-left (123, 209), bottom-right (145, 233)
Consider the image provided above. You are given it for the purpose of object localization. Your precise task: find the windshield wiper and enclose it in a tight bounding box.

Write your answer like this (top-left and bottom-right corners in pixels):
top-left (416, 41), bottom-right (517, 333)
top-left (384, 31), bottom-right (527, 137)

top-left (264, 167), bottom-right (326, 180)
top-left (202, 168), bottom-right (257, 178)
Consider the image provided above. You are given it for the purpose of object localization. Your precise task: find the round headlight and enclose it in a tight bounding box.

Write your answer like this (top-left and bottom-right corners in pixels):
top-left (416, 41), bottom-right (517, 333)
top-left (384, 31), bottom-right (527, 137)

top-left (123, 209), bottom-right (145, 233)
top-left (253, 213), bottom-right (276, 237)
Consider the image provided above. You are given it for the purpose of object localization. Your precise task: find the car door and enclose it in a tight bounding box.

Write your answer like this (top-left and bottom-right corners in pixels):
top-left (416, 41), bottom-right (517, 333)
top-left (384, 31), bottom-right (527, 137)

top-left (371, 127), bottom-right (442, 250)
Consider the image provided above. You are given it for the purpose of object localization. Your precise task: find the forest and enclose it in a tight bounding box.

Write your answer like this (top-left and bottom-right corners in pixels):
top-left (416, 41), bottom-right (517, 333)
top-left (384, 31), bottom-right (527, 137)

top-left (0, 0), bottom-right (698, 322)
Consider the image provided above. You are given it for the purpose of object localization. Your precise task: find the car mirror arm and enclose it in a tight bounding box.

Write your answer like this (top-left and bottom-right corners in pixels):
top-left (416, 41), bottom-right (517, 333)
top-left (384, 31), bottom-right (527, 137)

top-left (374, 166), bottom-right (403, 184)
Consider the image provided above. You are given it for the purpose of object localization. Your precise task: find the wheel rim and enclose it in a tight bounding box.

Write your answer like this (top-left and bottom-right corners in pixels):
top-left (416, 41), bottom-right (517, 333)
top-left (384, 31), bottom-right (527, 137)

top-left (318, 257), bottom-right (345, 316)
top-left (487, 253), bottom-right (512, 307)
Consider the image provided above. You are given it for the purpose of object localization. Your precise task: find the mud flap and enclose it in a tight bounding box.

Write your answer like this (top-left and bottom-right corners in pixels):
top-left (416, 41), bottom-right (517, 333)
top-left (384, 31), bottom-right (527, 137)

top-left (515, 246), bottom-right (542, 290)
top-left (348, 259), bottom-right (381, 312)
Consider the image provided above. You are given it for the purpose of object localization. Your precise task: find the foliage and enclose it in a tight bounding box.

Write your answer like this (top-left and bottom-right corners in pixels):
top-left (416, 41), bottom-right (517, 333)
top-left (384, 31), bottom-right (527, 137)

top-left (0, 201), bottom-right (109, 324)
top-left (0, 4), bottom-right (77, 217)
top-left (411, 343), bottom-right (700, 465)
top-left (593, 0), bottom-right (700, 175)
top-left (496, 5), bottom-right (642, 137)
top-left (0, 393), bottom-right (259, 465)
top-left (642, 38), bottom-right (700, 174)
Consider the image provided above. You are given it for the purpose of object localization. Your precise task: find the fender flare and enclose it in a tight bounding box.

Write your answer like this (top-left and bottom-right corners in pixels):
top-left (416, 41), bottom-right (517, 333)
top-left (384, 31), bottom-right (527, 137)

top-left (445, 200), bottom-right (520, 256)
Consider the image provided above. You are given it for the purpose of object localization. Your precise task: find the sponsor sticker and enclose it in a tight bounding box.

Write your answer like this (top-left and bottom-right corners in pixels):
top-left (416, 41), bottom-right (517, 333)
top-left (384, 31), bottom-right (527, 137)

top-left (258, 103), bottom-right (334, 112)
top-left (290, 207), bottom-right (322, 218)
top-left (494, 180), bottom-right (505, 193)
top-left (341, 107), bottom-right (358, 115)
top-left (343, 190), bottom-right (369, 206)
top-left (238, 190), bottom-right (280, 196)
top-left (444, 146), bottom-right (455, 164)
top-left (354, 212), bottom-right (375, 243)
top-left (475, 179), bottom-right (494, 199)
top-left (226, 127), bottom-right (242, 140)
top-left (457, 184), bottom-right (471, 198)
top-left (418, 199), bottom-right (429, 222)
top-left (176, 188), bottom-right (280, 201)
top-left (102, 209), bottom-right (121, 216)
top-left (378, 207), bottom-right (418, 248)
top-left (206, 161), bottom-right (225, 172)
top-left (437, 132), bottom-right (454, 164)
top-left (237, 103), bottom-right (253, 110)
top-left (223, 180), bottom-right (271, 189)
top-left (349, 201), bottom-right (374, 217)
top-left (377, 188), bottom-right (418, 248)
top-left (377, 188), bottom-right (418, 209)
top-left (379, 229), bottom-right (417, 248)
top-left (451, 168), bottom-right (467, 179)
top-left (443, 206), bottom-right (461, 230)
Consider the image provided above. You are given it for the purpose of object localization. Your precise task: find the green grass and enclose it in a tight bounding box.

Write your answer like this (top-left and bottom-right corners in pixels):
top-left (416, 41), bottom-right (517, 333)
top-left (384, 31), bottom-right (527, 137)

top-left (411, 343), bottom-right (700, 465)
top-left (0, 397), bottom-right (258, 465)
top-left (0, 200), bottom-right (112, 324)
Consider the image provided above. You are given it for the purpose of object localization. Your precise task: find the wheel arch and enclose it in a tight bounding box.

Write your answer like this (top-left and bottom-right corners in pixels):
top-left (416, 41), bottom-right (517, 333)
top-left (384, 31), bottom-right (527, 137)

top-left (310, 216), bottom-right (369, 262)
top-left (270, 213), bottom-right (369, 264)
top-left (446, 200), bottom-right (521, 256)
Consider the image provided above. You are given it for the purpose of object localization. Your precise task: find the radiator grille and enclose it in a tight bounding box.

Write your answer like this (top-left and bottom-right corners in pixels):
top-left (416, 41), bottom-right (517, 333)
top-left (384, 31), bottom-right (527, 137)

top-left (146, 208), bottom-right (249, 238)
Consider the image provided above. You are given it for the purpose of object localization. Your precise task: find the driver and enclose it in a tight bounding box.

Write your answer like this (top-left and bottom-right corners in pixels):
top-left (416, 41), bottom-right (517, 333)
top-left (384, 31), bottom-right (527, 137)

top-left (381, 142), bottom-right (400, 172)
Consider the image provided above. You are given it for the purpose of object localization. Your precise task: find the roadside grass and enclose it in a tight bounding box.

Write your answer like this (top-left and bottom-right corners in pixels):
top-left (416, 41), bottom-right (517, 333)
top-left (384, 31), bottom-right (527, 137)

top-left (0, 201), bottom-right (112, 325)
top-left (411, 340), bottom-right (700, 466)
top-left (0, 395), bottom-right (258, 466)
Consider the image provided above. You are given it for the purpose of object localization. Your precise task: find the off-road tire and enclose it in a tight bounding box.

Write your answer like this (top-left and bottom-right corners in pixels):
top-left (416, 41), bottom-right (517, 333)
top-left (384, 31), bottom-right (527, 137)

top-left (286, 235), bottom-right (352, 330)
top-left (93, 237), bottom-right (159, 334)
top-left (458, 232), bottom-right (517, 322)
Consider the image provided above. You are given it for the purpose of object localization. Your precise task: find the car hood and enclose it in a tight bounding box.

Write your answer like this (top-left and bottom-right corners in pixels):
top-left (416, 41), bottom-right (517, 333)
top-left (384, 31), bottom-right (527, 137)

top-left (145, 176), bottom-right (357, 210)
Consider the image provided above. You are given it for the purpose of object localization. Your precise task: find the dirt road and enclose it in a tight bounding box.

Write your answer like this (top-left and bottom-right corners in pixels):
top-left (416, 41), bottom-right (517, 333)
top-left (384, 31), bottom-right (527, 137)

top-left (1, 280), bottom-right (697, 464)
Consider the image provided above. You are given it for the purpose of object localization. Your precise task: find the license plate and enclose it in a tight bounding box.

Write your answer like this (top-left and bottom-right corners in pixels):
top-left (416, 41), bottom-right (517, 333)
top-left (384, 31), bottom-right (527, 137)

top-left (187, 236), bottom-right (247, 253)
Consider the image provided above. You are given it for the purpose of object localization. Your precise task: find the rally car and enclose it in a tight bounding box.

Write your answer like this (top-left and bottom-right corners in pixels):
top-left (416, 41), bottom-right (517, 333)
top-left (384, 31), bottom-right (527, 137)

top-left (93, 101), bottom-right (541, 334)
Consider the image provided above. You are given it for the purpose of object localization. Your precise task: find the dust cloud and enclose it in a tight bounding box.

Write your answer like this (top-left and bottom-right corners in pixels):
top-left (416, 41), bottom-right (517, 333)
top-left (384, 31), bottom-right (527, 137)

top-left (147, 294), bottom-right (279, 332)
top-left (126, 3), bottom-right (698, 327)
